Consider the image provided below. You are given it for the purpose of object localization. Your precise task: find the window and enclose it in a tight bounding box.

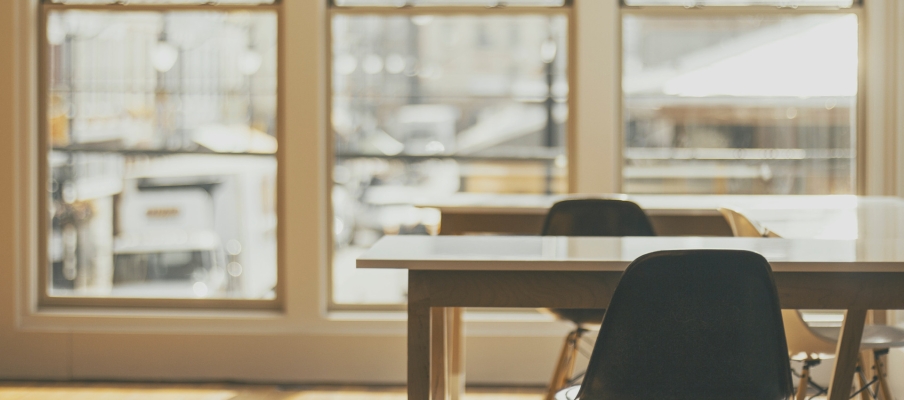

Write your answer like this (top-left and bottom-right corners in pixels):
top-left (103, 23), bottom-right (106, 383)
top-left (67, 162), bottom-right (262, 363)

top-left (621, 1), bottom-right (860, 194)
top-left (41, 1), bottom-right (280, 305)
top-left (329, 2), bottom-right (569, 306)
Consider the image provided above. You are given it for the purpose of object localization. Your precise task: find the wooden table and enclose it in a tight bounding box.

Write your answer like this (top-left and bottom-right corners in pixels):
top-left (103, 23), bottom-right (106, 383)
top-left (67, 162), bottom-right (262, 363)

top-left (417, 194), bottom-right (904, 399)
top-left (357, 235), bottom-right (904, 400)
top-left (418, 194), bottom-right (904, 238)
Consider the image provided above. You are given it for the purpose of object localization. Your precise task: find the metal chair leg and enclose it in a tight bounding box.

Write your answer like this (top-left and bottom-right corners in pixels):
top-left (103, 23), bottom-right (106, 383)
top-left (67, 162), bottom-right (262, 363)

top-left (852, 352), bottom-right (881, 400)
top-left (873, 349), bottom-right (892, 400)
top-left (796, 358), bottom-right (814, 400)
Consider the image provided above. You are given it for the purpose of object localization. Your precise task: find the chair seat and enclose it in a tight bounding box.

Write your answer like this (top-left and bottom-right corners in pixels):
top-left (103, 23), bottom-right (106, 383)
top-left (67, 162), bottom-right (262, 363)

top-left (812, 324), bottom-right (904, 349)
top-left (547, 308), bottom-right (605, 326)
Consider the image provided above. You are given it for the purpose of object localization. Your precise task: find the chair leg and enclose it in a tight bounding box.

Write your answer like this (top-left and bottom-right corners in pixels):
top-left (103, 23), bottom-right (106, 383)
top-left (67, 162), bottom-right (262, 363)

top-left (857, 351), bottom-right (880, 400)
top-left (563, 329), bottom-right (583, 385)
top-left (874, 349), bottom-right (892, 400)
top-left (545, 329), bottom-right (580, 400)
top-left (795, 358), bottom-right (813, 400)
top-left (857, 352), bottom-right (873, 400)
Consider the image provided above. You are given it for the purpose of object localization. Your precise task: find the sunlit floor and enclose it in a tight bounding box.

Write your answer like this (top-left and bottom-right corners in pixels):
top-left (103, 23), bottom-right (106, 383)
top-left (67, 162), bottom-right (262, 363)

top-left (0, 382), bottom-right (544, 400)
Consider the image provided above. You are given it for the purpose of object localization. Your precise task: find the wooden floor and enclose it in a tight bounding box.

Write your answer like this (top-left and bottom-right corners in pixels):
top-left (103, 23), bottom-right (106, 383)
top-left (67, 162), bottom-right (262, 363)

top-left (0, 382), bottom-right (544, 400)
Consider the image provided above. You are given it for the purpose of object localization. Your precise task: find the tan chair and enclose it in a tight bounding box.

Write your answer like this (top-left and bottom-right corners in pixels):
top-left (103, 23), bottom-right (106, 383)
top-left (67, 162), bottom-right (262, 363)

top-left (718, 207), bottom-right (781, 238)
top-left (782, 309), bottom-right (842, 400)
top-left (783, 309), bottom-right (904, 400)
top-left (719, 207), bottom-right (904, 400)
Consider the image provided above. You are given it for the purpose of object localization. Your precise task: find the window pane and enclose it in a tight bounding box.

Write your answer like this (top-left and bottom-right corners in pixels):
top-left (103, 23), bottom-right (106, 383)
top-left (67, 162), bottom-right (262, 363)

top-left (332, 14), bottom-right (568, 305)
top-left (333, 0), bottom-right (566, 7)
top-left (623, 0), bottom-right (855, 6)
top-left (46, 10), bottom-right (278, 299)
top-left (622, 14), bottom-right (857, 194)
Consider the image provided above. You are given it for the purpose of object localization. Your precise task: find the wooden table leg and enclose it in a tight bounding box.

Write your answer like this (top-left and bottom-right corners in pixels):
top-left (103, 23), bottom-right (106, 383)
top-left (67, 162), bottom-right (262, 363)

top-left (431, 307), bottom-right (449, 400)
top-left (448, 307), bottom-right (465, 400)
top-left (409, 272), bottom-right (431, 400)
top-left (437, 222), bottom-right (462, 400)
top-left (827, 309), bottom-right (867, 400)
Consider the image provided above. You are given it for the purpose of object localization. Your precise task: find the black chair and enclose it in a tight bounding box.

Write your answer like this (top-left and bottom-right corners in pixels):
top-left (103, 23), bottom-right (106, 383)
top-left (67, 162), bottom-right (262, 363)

top-left (542, 199), bottom-right (656, 400)
top-left (542, 199), bottom-right (657, 238)
top-left (557, 250), bottom-right (793, 400)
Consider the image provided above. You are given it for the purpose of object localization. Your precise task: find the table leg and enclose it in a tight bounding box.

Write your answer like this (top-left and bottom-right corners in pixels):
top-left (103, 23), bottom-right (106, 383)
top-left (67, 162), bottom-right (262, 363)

top-left (448, 307), bottom-right (465, 400)
top-left (409, 276), bottom-right (431, 400)
top-left (431, 307), bottom-right (449, 400)
top-left (827, 309), bottom-right (867, 400)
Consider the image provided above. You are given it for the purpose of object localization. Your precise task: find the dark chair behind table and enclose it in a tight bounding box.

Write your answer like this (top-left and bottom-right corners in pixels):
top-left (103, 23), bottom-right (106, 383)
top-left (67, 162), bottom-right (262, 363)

top-left (557, 250), bottom-right (793, 400)
top-left (541, 199), bottom-right (656, 400)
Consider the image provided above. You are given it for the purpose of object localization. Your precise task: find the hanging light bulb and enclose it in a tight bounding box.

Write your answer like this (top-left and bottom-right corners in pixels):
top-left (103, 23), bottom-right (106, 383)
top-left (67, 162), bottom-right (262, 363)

top-left (540, 39), bottom-right (557, 64)
top-left (46, 14), bottom-right (67, 46)
top-left (362, 54), bottom-right (383, 75)
top-left (385, 54), bottom-right (405, 74)
top-left (238, 49), bottom-right (263, 75)
top-left (151, 40), bottom-right (179, 72)
top-left (335, 54), bottom-right (357, 75)
top-left (151, 40), bottom-right (178, 73)
top-left (151, 26), bottom-right (178, 73)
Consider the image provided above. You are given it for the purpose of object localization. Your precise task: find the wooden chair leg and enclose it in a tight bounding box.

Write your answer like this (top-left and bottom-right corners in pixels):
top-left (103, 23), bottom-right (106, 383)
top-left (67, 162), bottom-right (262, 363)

top-left (857, 353), bottom-right (871, 400)
top-left (796, 359), bottom-right (812, 400)
top-left (447, 307), bottom-right (465, 400)
top-left (545, 330), bottom-right (579, 400)
top-left (874, 350), bottom-right (892, 400)
top-left (563, 329), bottom-right (583, 386)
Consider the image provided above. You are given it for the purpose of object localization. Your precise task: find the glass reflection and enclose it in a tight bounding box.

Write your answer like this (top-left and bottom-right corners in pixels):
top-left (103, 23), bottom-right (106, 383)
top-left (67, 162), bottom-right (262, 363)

top-left (46, 11), bottom-right (278, 299)
top-left (331, 14), bottom-right (568, 305)
top-left (622, 14), bottom-right (858, 194)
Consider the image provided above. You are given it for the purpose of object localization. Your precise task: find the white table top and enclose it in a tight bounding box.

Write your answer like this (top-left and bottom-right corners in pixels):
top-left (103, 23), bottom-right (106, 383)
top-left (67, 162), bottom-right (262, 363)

top-left (357, 235), bottom-right (904, 273)
top-left (415, 194), bottom-right (904, 240)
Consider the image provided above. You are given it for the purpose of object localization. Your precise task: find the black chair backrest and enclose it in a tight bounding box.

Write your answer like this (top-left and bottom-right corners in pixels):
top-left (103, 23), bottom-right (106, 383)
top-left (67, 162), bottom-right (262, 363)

top-left (577, 250), bottom-right (792, 400)
top-left (541, 199), bottom-right (656, 237)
